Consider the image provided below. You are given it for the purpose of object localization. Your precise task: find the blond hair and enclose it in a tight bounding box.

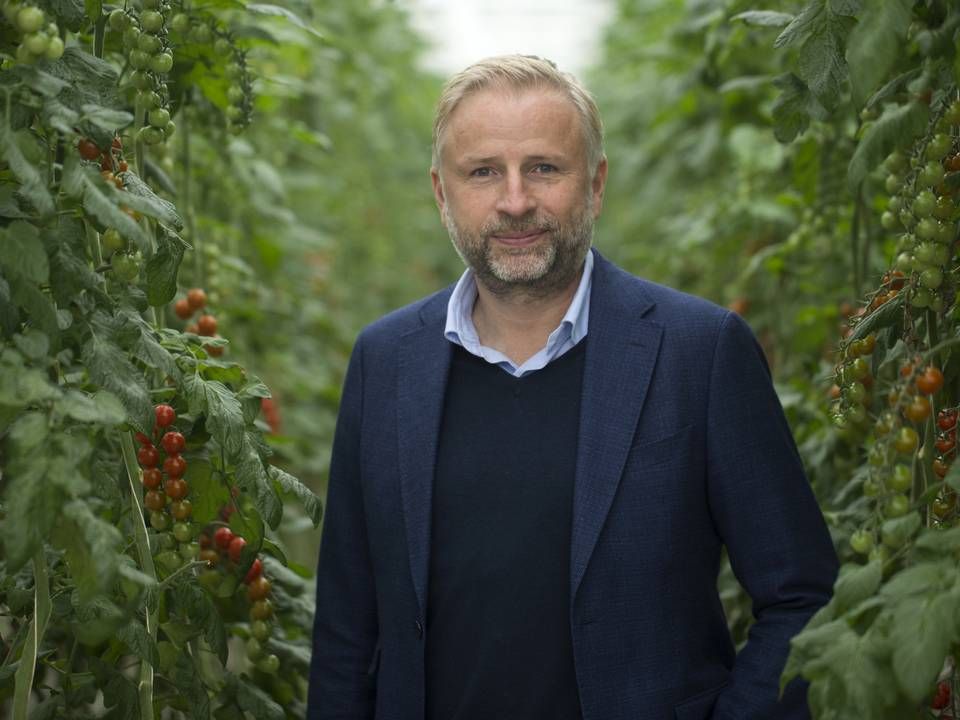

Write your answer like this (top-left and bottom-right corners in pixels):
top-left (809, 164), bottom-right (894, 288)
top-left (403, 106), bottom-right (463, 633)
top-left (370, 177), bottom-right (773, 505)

top-left (431, 54), bottom-right (604, 173)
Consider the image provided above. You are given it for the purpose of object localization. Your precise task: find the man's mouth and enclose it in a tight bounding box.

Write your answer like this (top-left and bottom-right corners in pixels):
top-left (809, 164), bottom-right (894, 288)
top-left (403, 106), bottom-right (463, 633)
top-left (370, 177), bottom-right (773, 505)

top-left (490, 230), bottom-right (545, 246)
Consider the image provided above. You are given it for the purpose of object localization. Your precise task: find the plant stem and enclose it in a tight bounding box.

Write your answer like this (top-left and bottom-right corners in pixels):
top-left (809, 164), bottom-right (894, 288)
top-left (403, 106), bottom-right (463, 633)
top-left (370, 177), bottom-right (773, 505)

top-left (120, 432), bottom-right (158, 720)
top-left (12, 551), bottom-right (51, 720)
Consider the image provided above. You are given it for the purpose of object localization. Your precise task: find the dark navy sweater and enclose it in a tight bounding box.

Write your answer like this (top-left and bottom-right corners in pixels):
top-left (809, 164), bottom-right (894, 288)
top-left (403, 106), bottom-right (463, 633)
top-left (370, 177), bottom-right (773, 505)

top-left (425, 340), bottom-right (586, 720)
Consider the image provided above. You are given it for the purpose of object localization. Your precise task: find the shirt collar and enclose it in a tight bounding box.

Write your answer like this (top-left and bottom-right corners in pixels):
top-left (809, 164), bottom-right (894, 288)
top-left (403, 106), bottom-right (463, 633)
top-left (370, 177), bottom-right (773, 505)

top-left (444, 249), bottom-right (593, 358)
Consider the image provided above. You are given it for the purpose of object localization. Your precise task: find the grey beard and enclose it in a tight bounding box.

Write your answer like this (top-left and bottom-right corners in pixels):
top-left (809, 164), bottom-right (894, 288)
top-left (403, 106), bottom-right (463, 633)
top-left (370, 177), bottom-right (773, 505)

top-left (443, 201), bottom-right (595, 301)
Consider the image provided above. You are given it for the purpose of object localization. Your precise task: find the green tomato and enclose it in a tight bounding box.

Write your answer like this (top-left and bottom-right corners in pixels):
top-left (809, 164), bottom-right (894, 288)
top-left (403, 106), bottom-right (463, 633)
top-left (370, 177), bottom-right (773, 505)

top-left (885, 493), bottom-right (911, 518)
top-left (16, 5), bottom-right (44, 33)
top-left (898, 209), bottom-right (917, 229)
top-left (156, 549), bottom-right (181, 573)
top-left (888, 195), bottom-right (905, 213)
top-left (850, 529), bottom-right (874, 555)
top-left (148, 107), bottom-right (170, 128)
top-left (129, 49), bottom-right (151, 70)
top-left (256, 654), bottom-right (280, 674)
top-left (141, 10), bottom-right (164, 32)
top-left (151, 52), bottom-right (173, 73)
top-left (163, 120), bottom-right (176, 138)
top-left (844, 381), bottom-right (867, 405)
top-left (179, 542), bottom-right (199, 562)
top-left (214, 37), bottom-right (232, 56)
top-left (137, 32), bottom-right (162, 53)
top-left (172, 522), bottom-right (192, 543)
top-left (136, 90), bottom-right (162, 111)
top-left (920, 160), bottom-right (946, 187)
top-left (130, 70), bottom-right (153, 91)
top-left (111, 252), bottom-right (140, 282)
top-left (150, 510), bottom-right (169, 530)
top-left (225, 62), bottom-right (243, 80)
top-left (885, 151), bottom-right (908, 172)
top-left (886, 174), bottom-right (903, 194)
top-left (246, 637), bottom-right (263, 659)
top-left (138, 126), bottom-right (164, 145)
top-left (227, 86), bottom-right (245, 104)
top-left (102, 228), bottom-right (126, 253)
top-left (910, 287), bottom-right (932, 308)
top-left (916, 217), bottom-right (939, 240)
top-left (926, 134), bottom-right (953, 160)
top-left (108, 8), bottom-right (129, 31)
top-left (920, 267), bottom-right (943, 290)
top-left (44, 35), bottom-right (63, 60)
top-left (880, 211), bottom-right (898, 230)
top-left (170, 13), bottom-right (190, 33)
top-left (189, 24), bottom-right (211, 43)
top-left (251, 619), bottom-right (271, 641)
top-left (933, 196), bottom-right (955, 221)
top-left (123, 26), bottom-right (141, 50)
top-left (890, 464), bottom-right (912, 492)
top-left (913, 190), bottom-right (936, 217)
top-left (24, 32), bottom-right (49, 56)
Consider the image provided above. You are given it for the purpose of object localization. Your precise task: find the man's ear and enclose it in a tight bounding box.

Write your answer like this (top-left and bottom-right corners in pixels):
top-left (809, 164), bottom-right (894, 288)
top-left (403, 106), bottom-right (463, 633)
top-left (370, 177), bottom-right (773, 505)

top-left (591, 156), bottom-right (608, 219)
top-left (431, 168), bottom-right (446, 219)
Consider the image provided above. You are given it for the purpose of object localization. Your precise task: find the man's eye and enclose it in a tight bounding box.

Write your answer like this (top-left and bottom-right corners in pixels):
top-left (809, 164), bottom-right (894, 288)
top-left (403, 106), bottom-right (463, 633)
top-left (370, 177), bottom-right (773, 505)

top-left (470, 167), bottom-right (494, 177)
top-left (533, 163), bottom-right (557, 173)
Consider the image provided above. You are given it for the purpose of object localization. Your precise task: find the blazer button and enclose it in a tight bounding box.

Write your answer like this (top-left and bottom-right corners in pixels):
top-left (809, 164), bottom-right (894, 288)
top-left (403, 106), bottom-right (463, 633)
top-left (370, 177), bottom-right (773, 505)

top-left (415, 620), bottom-right (423, 638)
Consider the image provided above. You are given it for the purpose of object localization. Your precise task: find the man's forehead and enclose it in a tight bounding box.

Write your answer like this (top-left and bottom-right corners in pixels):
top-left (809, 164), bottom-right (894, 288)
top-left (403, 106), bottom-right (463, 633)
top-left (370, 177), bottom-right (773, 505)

top-left (442, 86), bottom-right (583, 155)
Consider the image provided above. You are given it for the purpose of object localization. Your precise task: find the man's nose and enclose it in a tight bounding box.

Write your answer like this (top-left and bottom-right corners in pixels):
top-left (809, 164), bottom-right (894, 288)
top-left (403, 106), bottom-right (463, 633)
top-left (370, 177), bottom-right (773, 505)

top-left (494, 171), bottom-right (536, 217)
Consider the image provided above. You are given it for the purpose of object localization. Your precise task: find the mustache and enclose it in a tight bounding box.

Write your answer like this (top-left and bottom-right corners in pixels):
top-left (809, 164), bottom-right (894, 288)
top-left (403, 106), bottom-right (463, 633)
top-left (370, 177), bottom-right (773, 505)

top-left (481, 214), bottom-right (560, 237)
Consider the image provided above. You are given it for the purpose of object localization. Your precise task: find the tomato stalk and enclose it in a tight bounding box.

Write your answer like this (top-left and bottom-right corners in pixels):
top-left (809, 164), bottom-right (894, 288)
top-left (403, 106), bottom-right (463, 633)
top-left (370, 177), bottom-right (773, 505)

top-left (120, 432), bottom-right (158, 720)
top-left (12, 550), bottom-right (51, 720)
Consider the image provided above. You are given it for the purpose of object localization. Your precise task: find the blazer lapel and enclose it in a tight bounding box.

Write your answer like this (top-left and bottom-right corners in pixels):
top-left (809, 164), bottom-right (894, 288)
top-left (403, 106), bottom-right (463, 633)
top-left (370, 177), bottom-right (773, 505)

top-left (570, 251), bottom-right (663, 603)
top-left (397, 293), bottom-right (452, 618)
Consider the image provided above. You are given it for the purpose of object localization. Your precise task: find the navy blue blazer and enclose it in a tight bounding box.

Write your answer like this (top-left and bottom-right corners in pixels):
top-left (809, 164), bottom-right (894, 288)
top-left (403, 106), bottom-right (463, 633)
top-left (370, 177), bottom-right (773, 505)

top-left (307, 249), bottom-right (838, 720)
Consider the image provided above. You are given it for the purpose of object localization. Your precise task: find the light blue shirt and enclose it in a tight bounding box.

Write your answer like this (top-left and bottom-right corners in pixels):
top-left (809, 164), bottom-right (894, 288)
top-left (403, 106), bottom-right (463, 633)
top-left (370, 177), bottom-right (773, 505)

top-left (444, 250), bottom-right (593, 377)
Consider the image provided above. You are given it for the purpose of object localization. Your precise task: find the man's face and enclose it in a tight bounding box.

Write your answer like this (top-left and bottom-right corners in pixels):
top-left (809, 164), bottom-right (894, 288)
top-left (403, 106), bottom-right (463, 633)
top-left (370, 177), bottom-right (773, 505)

top-left (431, 86), bottom-right (607, 298)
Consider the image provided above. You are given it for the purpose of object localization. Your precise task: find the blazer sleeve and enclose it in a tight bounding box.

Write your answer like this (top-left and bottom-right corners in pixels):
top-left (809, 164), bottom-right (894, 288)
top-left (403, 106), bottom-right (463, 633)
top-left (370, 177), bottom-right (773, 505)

top-left (705, 312), bottom-right (839, 719)
top-left (307, 334), bottom-right (379, 720)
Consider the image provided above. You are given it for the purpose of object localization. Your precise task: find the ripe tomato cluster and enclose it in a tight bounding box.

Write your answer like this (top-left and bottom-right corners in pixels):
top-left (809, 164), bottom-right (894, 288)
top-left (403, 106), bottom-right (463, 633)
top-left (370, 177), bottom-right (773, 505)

top-left (172, 287), bottom-right (225, 357)
top-left (136, 403), bottom-right (191, 535)
top-left (196, 524), bottom-right (281, 674)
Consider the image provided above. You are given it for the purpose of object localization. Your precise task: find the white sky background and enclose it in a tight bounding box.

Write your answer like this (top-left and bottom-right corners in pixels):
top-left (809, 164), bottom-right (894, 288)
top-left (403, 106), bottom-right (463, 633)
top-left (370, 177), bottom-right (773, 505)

top-left (401, 0), bottom-right (616, 78)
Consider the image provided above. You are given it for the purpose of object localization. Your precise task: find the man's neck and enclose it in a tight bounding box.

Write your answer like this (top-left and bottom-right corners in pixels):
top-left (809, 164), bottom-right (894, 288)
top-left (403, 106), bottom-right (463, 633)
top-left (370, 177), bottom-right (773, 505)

top-left (471, 266), bottom-right (583, 366)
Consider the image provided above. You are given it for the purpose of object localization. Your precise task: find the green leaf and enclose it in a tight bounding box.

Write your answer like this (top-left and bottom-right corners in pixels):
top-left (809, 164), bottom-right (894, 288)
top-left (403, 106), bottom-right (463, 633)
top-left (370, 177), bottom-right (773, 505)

top-left (0, 221), bottom-right (49, 284)
top-left (117, 620), bottom-right (160, 669)
top-left (796, 11), bottom-right (848, 110)
top-left (83, 321), bottom-right (153, 432)
top-left (183, 374), bottom-right (245, 459)
top-left (774, 1), bottom-right (824, 49)
top-left (55, 499), bottom-right (123, 601)
top-left (2, 459), bottom-right (61, 571)
top-left (228, 672), bottom-right (285, 720)
top-left (12, 553), bottom-right (51, 720)
top-left (55, 389), bottom-right (127, 425)
top-left (731, 10), bottom-right (794, 27)
top-left (847, 289), bottom-right (904, 342)
top-left (145, 229), bottom-right (188, 307)
top-left (891, 590), bottom-right (959, 702)
top-left (9, 411), bottom-right (49, 453)
top-left (43, 48), bottom-right (122, 123)
top-left (172, 581), bottom-right (227, 662)
top-left (84, 0), bottom-right (102, 20)
top-left (131, 323), bottom-right (181, 381)
top-left (833, 560), bottom-right (882, 613)
top-left (181, 458), bottom-right (226, 526)
top-left (119, 172), bottom-right (183, 230)
top-left (772, 73), bottom-right (818, 143)
top-left (848, 101), bottom-right (929, 190)
top-left (269, 465), bottom-right (322, 525)
top-left (13, 328), bottom-right (50, 360)
top-left (246, 3), bottom-right (325, 40)
top-left (236, 447), bottom-right (283, 529)
top-left (845, 0), bottom-right (913, 107)
top-left (829, 0), bottom-right (861, 16)
top-left (0, 126), bottom-right (54, 216)
top-left (80, 103), bottom-right (133, 133)
top-left (881, 560), bottom-right (951, 599)
top-left (62, 155), bottom-right (150, 252)
top-left (944, 460), bottom-right (960, 493)
top-left (8, 275), bottom-right (60, 342)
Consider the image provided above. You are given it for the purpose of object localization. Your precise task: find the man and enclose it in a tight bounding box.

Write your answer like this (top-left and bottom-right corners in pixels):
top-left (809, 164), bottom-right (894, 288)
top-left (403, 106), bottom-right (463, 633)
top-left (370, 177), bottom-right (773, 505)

top-left (307, 55), bottom-right (838, 720)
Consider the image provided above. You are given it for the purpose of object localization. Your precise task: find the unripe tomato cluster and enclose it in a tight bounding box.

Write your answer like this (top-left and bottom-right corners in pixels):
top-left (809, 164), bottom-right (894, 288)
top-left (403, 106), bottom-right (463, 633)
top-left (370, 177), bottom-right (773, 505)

top-left (831, 333), bottom-right (877, 428)
top-left (3, 2), bottom-right (64, 63)
top-left (136, 404), bottom-right (192, 547)
top-left (885, 101), bottom-right (960, 314)
top-left (108, 3), bottom-right (176, 145)
top-left (172, 287), bottom-right (225, 356)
